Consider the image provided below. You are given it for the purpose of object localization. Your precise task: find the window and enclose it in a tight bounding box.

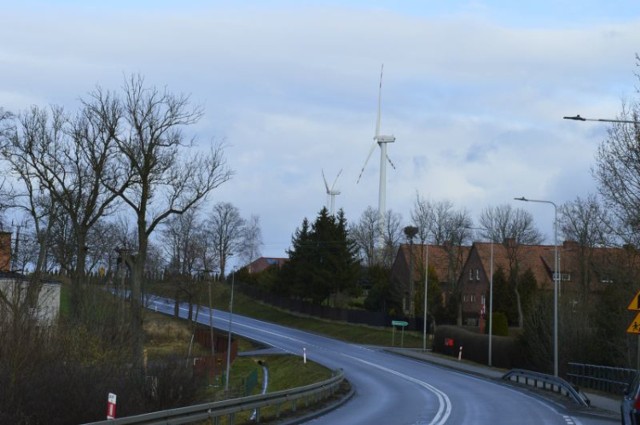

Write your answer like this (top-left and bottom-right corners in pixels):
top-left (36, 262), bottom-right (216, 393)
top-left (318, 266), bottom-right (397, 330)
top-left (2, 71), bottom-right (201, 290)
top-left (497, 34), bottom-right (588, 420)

top-left (553, 272), bottom-right (571, 281)
top-left (476, 269), bottom-right (480, 281)
top-left (469, 270), bottom-right (473, 281)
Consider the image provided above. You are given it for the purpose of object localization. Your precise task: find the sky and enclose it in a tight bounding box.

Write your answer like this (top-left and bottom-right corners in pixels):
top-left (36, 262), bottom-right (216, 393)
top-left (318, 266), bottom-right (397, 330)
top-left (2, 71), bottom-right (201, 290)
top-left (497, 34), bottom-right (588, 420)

top-left (2, 1), bottom-right (640, 263)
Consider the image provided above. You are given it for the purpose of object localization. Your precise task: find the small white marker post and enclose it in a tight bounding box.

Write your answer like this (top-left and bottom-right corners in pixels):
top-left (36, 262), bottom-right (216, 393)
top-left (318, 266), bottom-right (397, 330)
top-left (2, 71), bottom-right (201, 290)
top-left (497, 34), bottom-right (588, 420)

top-left (106, 393), bottom-right (117, 420)
top-left (303, 347), bottom-right (307, 364)
top-left (458, 346), bottom-right (463, 361)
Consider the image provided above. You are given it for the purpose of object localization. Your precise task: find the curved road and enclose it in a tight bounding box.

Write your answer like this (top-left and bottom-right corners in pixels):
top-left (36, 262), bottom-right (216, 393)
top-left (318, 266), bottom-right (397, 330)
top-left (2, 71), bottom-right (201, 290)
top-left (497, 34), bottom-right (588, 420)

top-left (147, 296), bottom-right (616, 425)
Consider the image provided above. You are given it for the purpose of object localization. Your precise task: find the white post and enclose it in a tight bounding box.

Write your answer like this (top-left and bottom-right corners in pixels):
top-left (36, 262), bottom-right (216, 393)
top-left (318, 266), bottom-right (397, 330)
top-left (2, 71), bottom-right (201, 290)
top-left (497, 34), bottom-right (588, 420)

top-left (303, 347), bottom-right (307, 364)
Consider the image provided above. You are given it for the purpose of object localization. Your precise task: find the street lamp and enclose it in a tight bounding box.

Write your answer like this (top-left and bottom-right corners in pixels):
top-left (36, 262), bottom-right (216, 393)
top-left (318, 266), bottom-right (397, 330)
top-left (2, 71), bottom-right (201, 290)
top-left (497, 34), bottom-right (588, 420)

top-left (225, 268), bottom-right (236, 392)
top-left (564, 113), bottom-right (640, 369)
top-left (514, 196), bottom-right (559, 377)
top-left (467, 227), bottom-right (494, 367)
top-left (423, 241), bottom-right (429, 351)
top-left (563, 114), bottom-right (640, 124)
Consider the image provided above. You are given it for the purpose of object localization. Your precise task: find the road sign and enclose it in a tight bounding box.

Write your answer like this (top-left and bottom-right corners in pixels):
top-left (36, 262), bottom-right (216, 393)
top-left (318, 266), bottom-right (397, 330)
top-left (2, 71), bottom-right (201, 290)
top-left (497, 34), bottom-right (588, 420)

top-left (628, 290), bottom-right (640, 311)
top-left (391, 320), bottom-right (408, 327)
top-left (627, 313), bottom-right (640, 334)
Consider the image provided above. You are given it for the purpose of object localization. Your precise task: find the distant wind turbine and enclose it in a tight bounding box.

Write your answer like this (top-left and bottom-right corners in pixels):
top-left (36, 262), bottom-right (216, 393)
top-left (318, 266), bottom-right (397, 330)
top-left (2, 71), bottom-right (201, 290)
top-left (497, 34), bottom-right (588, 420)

top-left (322, 169), bottom-right (342, 215)
top-left (356, 64), bottom-right (396, 221)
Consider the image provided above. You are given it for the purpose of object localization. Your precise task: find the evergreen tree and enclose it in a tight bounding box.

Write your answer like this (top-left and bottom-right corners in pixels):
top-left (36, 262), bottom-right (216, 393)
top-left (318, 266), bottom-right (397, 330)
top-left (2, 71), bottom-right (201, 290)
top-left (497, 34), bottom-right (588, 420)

top-left (278, 208), bottom-right (360, 305)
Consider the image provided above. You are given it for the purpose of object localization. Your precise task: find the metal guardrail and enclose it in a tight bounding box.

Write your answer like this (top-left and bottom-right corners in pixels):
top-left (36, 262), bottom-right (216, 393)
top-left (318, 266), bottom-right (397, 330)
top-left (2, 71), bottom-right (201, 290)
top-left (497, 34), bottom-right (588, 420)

top-left (83, 369), bottom-right (346, 425)
top-left (502, 369), bottom-right (590, 407)
top-left (567, 362), bottom-right (636, 395)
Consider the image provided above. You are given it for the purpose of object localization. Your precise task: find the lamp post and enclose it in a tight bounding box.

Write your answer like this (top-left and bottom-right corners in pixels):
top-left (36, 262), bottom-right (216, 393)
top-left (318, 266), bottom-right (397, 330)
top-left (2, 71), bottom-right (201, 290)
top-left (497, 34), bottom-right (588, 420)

top-left (514, 196), bottom-right (559, 377)
top-left (423, 241), bottom-right (429, 351)
top-left (564, 113), bottom-right (640, 369)
top-left (225, 269), bottom-right (236, 392)
top-left (467, 228), bottom-right (494, 366)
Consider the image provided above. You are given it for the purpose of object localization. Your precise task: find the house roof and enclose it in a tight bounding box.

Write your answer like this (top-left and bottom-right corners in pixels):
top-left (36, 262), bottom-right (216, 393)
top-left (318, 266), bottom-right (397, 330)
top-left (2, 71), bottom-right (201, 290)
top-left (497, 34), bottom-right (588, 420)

top-left (245, 257), bottom-right (288, 274)
top-left (394, 243), bottom-right (471, 285)
top-left (466, 239), bottom-right (640, 290)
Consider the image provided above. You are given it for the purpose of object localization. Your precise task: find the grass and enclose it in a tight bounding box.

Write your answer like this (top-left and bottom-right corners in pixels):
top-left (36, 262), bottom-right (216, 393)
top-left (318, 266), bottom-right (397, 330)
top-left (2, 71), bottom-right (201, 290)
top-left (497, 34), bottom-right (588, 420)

top-left (143, 310), bottom-right (334, 408)
top-left (157, 281), bottom-right (429, 349)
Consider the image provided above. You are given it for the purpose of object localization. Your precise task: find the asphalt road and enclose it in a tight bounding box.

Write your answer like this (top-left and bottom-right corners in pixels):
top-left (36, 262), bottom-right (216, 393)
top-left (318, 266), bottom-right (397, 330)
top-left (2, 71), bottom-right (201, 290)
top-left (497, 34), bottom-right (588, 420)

top-left (147, 295), bottom-right (618, 425)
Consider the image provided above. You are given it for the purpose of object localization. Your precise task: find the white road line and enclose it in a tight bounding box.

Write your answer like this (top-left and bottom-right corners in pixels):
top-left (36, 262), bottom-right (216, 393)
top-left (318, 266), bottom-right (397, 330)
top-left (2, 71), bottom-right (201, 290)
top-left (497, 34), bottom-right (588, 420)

top-left (341, 354), bottom-right (452, 425)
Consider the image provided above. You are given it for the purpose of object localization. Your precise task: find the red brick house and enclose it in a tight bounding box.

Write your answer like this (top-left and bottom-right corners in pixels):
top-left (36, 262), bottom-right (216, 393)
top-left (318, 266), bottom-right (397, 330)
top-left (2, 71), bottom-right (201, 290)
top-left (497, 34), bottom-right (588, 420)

top-left (244, 257), bottom-right (288, 274)
top-left (391, 243), bottom-right (471, 316)
top-left (458, 240), bottom-right (640, 324)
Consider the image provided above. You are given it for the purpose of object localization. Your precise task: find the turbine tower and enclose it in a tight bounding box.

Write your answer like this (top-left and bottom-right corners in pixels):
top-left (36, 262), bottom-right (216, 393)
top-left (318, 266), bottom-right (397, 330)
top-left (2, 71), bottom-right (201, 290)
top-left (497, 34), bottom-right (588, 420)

top-left (357, 64), bottom-right (396, 221)
top-left (322, 169), bottom-right (342, 215)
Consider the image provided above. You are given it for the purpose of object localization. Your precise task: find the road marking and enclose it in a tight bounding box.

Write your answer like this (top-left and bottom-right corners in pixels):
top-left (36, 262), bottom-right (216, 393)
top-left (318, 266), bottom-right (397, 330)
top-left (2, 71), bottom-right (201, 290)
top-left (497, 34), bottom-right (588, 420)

top-left (342, 354), bottom-right (452, 425)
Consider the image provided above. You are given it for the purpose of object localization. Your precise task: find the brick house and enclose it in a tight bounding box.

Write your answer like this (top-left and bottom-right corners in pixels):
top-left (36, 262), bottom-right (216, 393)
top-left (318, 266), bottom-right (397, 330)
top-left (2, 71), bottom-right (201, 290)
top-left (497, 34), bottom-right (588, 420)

top-left (0, 231), bottom-right (61, 325)
top-left (391, 243), bottom-right (471, 316)
top-left (457, 239), bottom-right (640, 324)
top-left (244, 257), bottom-right (288, 274)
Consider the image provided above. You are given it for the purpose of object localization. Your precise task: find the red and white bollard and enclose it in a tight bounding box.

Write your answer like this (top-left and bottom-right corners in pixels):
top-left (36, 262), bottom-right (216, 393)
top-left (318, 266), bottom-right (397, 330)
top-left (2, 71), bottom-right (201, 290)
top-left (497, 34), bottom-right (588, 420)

top-left (106, 393), bottom-right (117, 420)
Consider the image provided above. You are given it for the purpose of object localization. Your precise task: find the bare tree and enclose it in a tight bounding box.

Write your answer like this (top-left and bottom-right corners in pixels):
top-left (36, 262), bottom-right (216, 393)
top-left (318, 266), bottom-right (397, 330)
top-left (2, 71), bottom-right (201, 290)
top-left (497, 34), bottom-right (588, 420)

top-left (207, 202), bottom-right (245, 279)
top-left (238, 214), bottom-right (263, 268)
top-left (0, 92), bottom-right (126, 317)
top-left (559, 194), bottom-right (614, 298)
top-left (112, 75), bottom-right (232, 368)
top-left (380, 210), bottom-right (403, 268)
top-left (411, 193), bottom-right (434, 245)
top-left (350, 206), bottom-right (381, 267)
top-left (479, 204), bottom-right (543, 327)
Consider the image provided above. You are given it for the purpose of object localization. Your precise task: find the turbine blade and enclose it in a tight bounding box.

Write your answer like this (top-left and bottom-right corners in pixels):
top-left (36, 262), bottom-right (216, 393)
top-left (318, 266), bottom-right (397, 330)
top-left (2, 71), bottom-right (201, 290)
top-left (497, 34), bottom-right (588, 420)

top-left (386, 154), bottom-right (396, 170)
top-left (375, 64), bottom-right (384, 140)
top-left (357, 142), bottom-right (378, 184)
top-left (331, 169), bottom-right (343, 190)
top-left (322, 169), bottom-right (330, 193)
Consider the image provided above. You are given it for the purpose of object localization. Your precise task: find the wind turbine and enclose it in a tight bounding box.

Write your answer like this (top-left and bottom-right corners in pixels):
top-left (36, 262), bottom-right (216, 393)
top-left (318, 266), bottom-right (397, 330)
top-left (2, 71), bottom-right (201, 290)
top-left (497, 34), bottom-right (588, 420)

top-left (322, 169), bottom-right (342, 215)
top-left (356, 64), bottom-right (396, 221)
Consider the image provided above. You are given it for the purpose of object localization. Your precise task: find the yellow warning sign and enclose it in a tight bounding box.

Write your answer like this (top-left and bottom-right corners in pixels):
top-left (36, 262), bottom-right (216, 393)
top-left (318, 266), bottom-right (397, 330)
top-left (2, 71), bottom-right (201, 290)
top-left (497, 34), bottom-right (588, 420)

top-left (628, 290), bottom-right (640, 311)
top-left (627, 312), bottom-right (640, 334)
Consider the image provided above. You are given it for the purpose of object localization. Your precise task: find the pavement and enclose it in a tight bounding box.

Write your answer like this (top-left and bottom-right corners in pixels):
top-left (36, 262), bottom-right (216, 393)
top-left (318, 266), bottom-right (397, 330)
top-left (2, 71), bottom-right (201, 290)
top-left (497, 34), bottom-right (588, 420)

top-left (383, 347), bottom-right (621, 420)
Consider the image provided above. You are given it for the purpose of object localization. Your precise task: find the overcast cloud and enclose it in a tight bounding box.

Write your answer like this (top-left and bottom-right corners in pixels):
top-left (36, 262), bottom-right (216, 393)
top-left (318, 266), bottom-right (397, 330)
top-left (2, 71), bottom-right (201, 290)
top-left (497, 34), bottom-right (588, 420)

top-left (2, 1), bottom-right (640, 262)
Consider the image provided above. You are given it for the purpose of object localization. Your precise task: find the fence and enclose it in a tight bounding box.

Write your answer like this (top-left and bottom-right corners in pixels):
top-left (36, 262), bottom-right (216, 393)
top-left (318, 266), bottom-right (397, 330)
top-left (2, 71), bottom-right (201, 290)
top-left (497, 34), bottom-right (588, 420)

top-left (82, 369), bottom-right (347, 425)
top-left (238, 284), bottom-right (426, 330)
top-left (503, 369), bottom-right (590, 407)
top-left (567, 362), bottom-right (636, 395)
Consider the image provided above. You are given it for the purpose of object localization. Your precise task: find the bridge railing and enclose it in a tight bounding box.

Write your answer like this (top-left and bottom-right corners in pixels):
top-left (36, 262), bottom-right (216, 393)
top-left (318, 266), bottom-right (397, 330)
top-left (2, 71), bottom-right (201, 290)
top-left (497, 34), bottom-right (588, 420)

top-left (502, 369), bottom-right (590, 407)
top-left (82, 369), bottom-right (346, 425)
top-left (566, 362), bottom-right (636, 395)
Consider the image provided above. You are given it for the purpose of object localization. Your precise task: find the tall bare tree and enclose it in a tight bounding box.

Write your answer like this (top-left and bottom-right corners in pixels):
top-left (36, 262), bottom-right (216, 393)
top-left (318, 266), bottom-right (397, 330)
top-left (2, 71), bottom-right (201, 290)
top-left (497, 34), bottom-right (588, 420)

top-left (479, 204), bottom-right (543, 327)
top-left (0, 95), bottom-right (126, 316)
top-left (238, 214), bottom-right (263, 268)
top-left (559, 194), bottom-right (613, 297)
top-left (207, 202), bottom-right (245, 279)
top-left (350, 206), bottom-right (380, 267)
top-left (411, 193), bottom-right (434, 245)
top-left (112, 75), bottom-right (232, 368)
top-left (380, 210), bottom-right (403, 269)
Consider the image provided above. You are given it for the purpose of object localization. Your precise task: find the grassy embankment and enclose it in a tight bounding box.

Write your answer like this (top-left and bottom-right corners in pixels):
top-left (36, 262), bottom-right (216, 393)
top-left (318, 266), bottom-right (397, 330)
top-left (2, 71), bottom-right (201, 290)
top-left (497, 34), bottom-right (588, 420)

top-left (152, 281), bottom-right (427, 349)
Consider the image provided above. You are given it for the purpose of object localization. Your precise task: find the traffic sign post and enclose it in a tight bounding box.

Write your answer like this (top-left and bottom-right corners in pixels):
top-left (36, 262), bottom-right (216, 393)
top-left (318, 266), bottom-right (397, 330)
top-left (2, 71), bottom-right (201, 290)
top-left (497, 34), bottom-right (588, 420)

top-left (626, 290), bottom-right (640, 369)
top-left (391, 320), bottom-right (408, 348)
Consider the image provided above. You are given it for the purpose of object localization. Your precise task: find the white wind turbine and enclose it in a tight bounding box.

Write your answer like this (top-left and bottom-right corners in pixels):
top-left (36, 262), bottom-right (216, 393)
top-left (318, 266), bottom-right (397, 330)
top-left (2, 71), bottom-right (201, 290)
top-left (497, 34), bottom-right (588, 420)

top-left (322, 169), bottom-right (342, 215)
top-left (356, 64), bottom-right (396, 222)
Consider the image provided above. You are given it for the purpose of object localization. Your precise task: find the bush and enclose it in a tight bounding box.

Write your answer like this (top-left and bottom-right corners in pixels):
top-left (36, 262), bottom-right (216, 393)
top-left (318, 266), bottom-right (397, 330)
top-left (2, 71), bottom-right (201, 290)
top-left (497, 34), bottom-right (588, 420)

top-left (433, 325), bottom-right (523, 369)
top-left (491, 312), bottom-right (509, 337)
